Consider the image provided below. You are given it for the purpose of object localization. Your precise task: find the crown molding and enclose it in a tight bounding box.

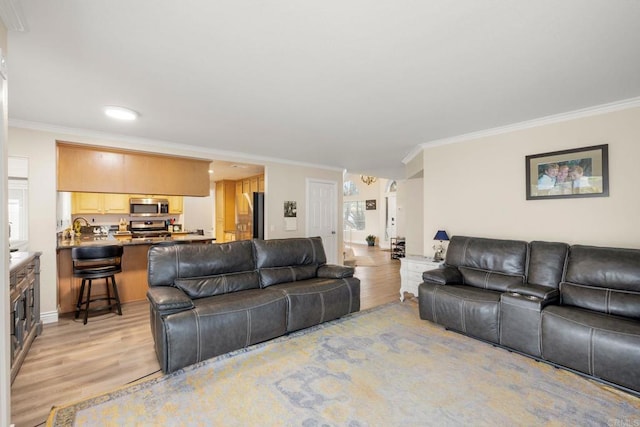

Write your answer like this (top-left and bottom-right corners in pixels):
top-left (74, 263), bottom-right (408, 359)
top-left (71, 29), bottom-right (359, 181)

top-left (0, 0), bottom-right (28, 31)
top-left (8, 118), bottom-right (344, 172)
top-left (402, 96), bottom-right (640, 164)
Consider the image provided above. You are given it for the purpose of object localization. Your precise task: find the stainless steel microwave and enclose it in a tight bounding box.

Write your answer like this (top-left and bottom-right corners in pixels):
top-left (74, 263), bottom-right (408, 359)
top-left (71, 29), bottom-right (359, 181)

top-left (129, 198), bottom-right (169, 217)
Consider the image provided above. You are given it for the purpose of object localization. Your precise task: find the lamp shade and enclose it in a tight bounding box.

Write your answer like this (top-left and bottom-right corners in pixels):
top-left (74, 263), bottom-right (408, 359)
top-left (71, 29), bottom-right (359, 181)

top-left (433, 230), bottom-right (449, 241)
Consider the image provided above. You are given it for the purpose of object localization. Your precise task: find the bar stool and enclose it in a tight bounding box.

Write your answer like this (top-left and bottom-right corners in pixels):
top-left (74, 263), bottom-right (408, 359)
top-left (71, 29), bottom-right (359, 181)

top-left (72, 245), bottom-right (123, 324)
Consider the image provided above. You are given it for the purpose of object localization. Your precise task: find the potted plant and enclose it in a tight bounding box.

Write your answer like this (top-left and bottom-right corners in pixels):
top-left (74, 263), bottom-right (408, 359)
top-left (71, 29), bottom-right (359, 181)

top-left (366, 234), bottom-right (376, 246)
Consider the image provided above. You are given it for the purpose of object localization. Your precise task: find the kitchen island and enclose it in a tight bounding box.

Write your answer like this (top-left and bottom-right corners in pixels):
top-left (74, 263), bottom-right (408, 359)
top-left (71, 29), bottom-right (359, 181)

top-left (56, 234), bottom-right (214, 314)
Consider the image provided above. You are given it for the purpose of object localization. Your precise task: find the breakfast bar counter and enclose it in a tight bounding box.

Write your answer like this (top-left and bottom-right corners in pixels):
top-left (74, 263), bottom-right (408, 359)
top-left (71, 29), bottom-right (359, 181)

top-left (56, 234), bottom-right (214, 314)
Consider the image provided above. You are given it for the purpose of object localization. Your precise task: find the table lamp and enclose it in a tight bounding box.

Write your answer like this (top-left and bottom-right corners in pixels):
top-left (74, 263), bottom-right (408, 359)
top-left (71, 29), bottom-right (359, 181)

top-left (433, 230), bottom-right (449, 262)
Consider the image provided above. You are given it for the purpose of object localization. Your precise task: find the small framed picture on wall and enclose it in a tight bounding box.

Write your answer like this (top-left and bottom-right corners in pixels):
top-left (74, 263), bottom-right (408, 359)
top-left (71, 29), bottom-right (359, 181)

top-left (366, 199), bottom-right (376, 210)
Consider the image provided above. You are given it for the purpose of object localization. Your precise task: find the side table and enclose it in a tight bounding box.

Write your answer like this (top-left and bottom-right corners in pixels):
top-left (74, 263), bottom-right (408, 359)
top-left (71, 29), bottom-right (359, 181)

top-left (399, 256), bottom-right (443, 301)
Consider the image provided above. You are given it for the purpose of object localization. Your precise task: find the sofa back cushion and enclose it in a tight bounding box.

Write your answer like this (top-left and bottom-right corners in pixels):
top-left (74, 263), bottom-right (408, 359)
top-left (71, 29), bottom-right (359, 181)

top-left (148, 241), bottom-right (259, 298)
top-left (253, 237), bottom-right (327, 287)
top-left (561, 245), bottom-right (640, 319)
top-left (446, 236), bottom-right (528, 292)
top-left (527, 241), bottom-right (569, 289)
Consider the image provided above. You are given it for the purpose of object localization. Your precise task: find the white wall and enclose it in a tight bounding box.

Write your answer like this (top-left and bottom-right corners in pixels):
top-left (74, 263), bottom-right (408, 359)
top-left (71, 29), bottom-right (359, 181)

top-left (420, 106), bottom-right (640, 255)
top-left (183, 192), bottom-right (214, 236)
top-left (263, 161), bottom-right (344, 260)
top-left (403, 178), bottom-right (423, 256)
top-left (8, 128), bottom-right (59, 319)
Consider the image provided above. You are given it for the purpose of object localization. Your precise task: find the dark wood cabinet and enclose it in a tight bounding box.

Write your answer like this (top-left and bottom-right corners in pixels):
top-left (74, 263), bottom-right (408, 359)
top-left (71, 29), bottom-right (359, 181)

top-left (10, 252), bottom-right (42, 384)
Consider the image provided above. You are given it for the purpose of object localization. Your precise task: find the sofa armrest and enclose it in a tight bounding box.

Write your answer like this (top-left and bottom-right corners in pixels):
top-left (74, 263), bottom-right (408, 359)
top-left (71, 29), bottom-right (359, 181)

top-left (422, 266), bottom-right (462, 285)
top-left (317, 264), bottom-right (354, 279)
top-left (507, 283), bottom-right (559, 302)
top-left (147, 286), bottom-right (195, 314)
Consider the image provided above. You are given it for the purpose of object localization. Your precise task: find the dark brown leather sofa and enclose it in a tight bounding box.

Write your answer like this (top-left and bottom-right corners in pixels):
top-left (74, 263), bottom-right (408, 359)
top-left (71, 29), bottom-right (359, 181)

top-left (419, 235), bottom-right (640, 396)
top-left (147, 237), bottom-right (360, 373)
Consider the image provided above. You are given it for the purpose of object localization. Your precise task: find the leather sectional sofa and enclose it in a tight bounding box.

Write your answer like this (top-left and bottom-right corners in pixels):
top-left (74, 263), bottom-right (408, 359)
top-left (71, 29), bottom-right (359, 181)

top-left (147, 237), bottom-right (360, 373)
top-left (419, 235), bottom-right (640, 395)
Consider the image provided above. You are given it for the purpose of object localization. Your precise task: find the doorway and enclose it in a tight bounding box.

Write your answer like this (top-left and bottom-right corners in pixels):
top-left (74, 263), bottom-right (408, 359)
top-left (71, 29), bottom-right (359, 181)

top-left (306, 179), bottom-right (338, 264)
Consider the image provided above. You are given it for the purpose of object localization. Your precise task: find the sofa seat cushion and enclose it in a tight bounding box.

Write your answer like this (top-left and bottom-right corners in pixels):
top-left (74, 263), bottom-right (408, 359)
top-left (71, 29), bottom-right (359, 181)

top-left (418, 283), bottom-right (501, 343)
top-left (541, 305), bottom-right (640, 392)
top-left (161, 288), bottom-right (288, 373)
top-left (272, 277), bottom-right (360, 332)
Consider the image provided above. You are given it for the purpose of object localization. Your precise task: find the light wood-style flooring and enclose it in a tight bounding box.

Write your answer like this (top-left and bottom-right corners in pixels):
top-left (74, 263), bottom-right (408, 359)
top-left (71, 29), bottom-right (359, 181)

top-left (11, 243), bottom-right (408, 427)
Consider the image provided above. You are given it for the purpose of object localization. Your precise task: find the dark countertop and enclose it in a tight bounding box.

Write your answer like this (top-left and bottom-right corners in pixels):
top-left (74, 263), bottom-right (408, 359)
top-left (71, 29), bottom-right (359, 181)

top-left (57, 234), bottom-right (215, 249)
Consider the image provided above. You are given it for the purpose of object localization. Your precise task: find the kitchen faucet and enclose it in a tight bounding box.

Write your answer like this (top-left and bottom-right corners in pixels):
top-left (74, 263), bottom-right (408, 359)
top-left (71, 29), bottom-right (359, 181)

top-left (72, 217), bottom-right (90, 234)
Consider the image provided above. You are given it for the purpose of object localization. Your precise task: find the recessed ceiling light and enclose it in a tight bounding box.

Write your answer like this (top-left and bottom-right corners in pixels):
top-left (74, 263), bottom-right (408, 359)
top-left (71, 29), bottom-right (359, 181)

top-left (104, 105), bottom-right (139, 121)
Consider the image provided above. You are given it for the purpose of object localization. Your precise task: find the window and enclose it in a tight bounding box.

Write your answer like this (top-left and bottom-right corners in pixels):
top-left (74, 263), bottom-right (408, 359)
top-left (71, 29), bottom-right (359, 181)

top-left (8, 157), bottom-right (29, 249)
top-left (343, 180), bottom-right (359, 196)
top-left (343, 201), bottom-right (365, 230)
top-left (386, 180), bottom-right (397, 193)
top-left (8, 178), bottom-right (28, 247)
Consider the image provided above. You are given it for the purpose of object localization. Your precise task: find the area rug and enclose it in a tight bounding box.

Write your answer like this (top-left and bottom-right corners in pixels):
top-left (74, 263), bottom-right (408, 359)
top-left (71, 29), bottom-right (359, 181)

top-left (47, 303), bottom-right (640, 426)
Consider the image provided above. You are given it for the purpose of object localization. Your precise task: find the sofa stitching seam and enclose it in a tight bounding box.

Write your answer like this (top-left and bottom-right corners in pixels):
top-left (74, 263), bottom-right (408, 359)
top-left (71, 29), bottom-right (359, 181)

top-left (194, 297), bottom-right (287, 316)
top-left (589, 328), bottom-right (595, 375)
top-left (246, 309), bottom-right (252, 347)
top-left (542, 310), bottom-right (639, 337)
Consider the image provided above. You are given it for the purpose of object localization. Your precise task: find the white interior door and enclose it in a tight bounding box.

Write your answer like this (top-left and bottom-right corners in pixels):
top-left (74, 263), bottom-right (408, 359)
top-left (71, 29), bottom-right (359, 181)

top-left (386, 194), bottom-right (397, 240)
top-left (306, 179), bottom-right (338, 264)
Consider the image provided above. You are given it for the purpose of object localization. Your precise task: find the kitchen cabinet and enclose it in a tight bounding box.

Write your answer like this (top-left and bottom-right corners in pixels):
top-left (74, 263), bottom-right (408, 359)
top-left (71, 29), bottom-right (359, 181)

top-left (72, 192), bottom-right (130, 214)
top-left (215, 180), bottom-right (236, 242)
top-left (166, 196), bottom-right (183, 214)
top-left (236, 177), bottom-right (262, 216)
top-left (58, 142), bottom-right (210, 196)
top-left (10, 252), bottom-right (42, 383)
top-left (236, 181), bottom-right (247, 215)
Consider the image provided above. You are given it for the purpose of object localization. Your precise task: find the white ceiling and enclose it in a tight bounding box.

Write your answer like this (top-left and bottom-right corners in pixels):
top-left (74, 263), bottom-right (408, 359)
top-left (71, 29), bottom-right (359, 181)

top-left (6, 0), bottom-right (640, 179)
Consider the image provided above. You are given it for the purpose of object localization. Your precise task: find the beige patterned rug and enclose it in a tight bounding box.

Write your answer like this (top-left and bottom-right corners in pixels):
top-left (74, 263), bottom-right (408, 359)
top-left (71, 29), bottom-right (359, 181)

top-left (47, 302), bottom-right (640, 426)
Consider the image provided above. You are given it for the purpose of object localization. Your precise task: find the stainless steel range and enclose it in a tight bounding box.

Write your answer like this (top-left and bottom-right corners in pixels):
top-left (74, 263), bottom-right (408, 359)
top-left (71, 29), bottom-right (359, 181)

top-left (129, 220), bottom-right (170, 238)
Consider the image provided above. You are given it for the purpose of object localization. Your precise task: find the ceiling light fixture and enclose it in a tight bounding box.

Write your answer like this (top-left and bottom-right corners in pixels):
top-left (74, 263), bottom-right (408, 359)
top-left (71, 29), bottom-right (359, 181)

top-left (104, 105), bottom-right (139, 121)
top-left (360, 175), bottom-right (377, 185)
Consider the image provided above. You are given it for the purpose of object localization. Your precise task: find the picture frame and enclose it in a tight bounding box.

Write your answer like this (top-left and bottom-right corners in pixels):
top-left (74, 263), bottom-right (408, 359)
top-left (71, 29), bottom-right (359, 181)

top-left (284, 201), bottom-right (297, 217)
top-left (365, 199), bottom-right (376, 210)
top-left (526, 144), bottom-right (609, 200)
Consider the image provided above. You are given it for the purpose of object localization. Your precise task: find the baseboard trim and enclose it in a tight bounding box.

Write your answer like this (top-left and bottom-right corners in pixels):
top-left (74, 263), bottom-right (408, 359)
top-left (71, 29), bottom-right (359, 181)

top-left (41, 310), bottom-right (59, 324)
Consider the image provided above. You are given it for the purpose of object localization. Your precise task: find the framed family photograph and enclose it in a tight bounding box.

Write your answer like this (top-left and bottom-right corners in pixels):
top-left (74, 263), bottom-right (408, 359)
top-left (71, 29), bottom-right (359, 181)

top-left (526, 144), bottom-right (609, 200)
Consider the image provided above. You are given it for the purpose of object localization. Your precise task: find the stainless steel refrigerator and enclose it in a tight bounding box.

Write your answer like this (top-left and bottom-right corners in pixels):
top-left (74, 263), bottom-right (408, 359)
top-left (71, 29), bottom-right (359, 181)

top-left (252, 192), bottom-right (265, 239)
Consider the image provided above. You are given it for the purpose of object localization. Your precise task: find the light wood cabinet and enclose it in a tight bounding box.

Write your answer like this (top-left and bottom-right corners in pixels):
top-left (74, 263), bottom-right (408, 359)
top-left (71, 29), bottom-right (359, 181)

top-left (215, 181), bottom-right (236, 242)
top-left (73, 193), bottom-right (183, 215)
top-left (166, 196), bottom-right (183, 214)
top-left (236, 181), bottom-right (247, 215)
top-left (103, 193), bottom-right (130, 214)
top-left (72, 192), bottom-right (130, 214)
top-left (58, 142), bottom-right (210, 196)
